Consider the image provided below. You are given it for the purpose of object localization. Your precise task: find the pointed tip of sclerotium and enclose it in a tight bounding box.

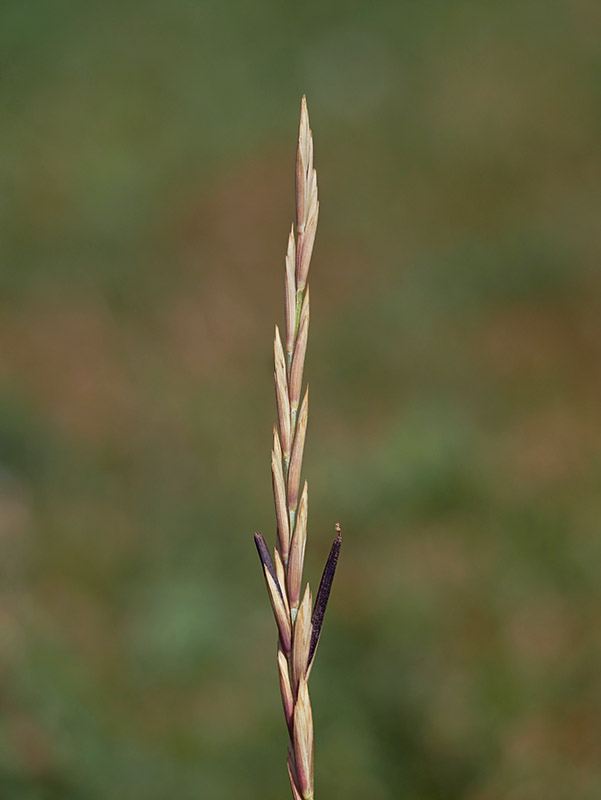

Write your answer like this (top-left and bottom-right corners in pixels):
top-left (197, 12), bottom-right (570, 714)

top-left (335, 522), bottom-right (342, 541)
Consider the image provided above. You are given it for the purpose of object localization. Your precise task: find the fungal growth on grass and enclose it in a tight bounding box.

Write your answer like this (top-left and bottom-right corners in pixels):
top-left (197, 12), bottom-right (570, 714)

top-left (253, 97), bottom-right (342, 800)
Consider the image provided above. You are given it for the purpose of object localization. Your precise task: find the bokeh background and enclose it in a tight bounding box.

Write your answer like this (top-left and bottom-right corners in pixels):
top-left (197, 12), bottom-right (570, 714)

top-left (2, 1), bottom-right (601, 798)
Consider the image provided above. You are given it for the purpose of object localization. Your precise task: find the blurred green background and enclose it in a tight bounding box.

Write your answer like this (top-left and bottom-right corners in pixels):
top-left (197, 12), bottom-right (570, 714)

top-left (2, 1), bottom-right (601, 798)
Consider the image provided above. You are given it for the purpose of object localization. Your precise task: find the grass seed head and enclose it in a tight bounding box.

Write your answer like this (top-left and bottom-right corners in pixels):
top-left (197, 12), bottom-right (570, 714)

top-left (254, 96), bottom-right (340, 800)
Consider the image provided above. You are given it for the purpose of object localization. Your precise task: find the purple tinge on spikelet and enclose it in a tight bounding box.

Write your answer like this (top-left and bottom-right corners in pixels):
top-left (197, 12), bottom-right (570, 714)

top-left (307, 525), bottom-right (342, 669)
top-left (254, 532), bottom-right (283, 600)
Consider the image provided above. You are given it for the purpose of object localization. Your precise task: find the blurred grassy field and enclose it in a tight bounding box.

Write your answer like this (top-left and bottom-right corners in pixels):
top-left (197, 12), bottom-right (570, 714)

top-left (2, 1), bottom-right (601, 798)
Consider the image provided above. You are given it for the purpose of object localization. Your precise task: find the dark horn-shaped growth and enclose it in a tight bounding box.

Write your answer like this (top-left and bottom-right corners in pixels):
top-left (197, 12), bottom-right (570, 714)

top-left (308, 525), bottom-right (343, 669)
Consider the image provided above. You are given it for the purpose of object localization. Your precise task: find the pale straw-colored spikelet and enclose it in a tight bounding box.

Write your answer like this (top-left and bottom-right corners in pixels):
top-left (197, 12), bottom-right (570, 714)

top-left (278, 648), bottom-right (295, 730)
top-left (254, 96), bottom-right (342, 800)
top-left (293, 676), bottom-right (314, 800)
top-left (272, 432), bottom-right (290, 562)
top-left (287, 749), bottom-right (304, 800)
top-left (264, 567), bottom-right (292, 655)
top-left (287, 386), bottom-right (308, 514)
top-left (287, 481), bottom-right (307, 613)
top-left (292, 585), bottom-right (312, 693)
top-left (285, 226), bottom-right (297, 363)
top-left (289, 289), bottom-right (309, 420)
top-left (274, 326), bottom-right (292, 462)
